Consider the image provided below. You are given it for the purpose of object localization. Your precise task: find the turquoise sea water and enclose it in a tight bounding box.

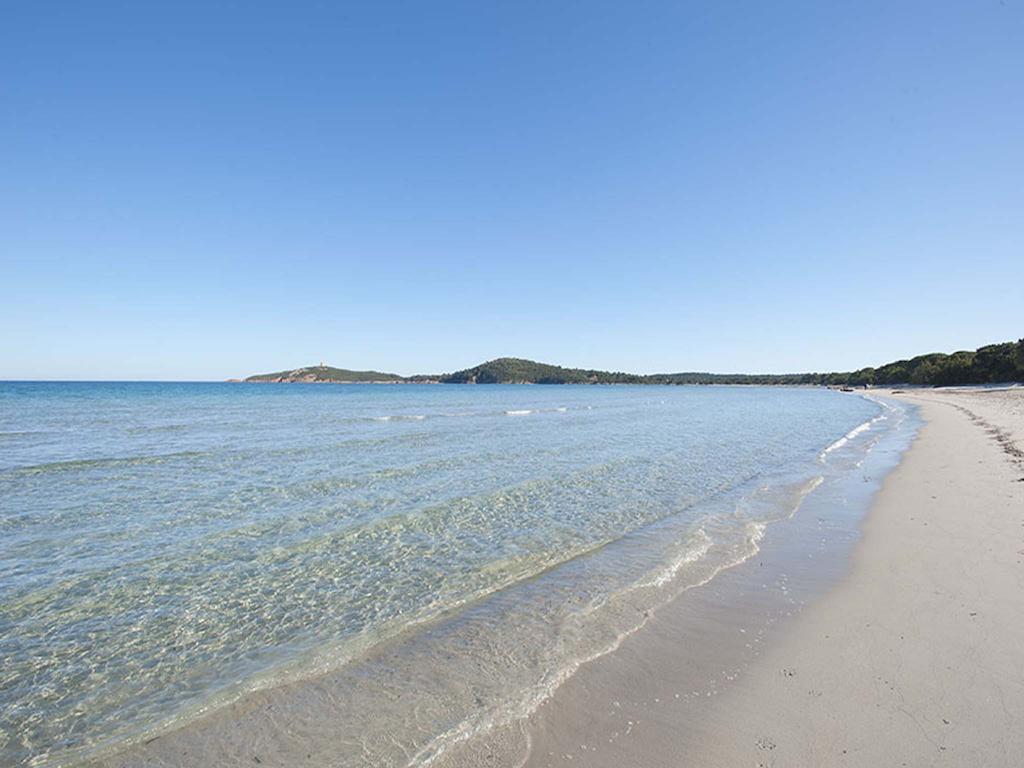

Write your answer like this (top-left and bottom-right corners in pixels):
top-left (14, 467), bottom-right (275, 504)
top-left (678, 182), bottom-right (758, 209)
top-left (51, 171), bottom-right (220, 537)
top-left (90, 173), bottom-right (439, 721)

top-left (0, 383), bottom-right (906, 766)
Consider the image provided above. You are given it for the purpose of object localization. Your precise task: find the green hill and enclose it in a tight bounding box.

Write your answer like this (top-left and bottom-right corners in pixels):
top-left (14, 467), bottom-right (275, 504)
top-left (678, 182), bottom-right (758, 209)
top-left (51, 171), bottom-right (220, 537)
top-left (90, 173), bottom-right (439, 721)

top-left (439, 341), bottom-right (1024, 386)
top-left (439, 358), bottom-right (825, 385)
top-left (439, 357), bottom-right (641, 384)
top-left (241, 338), bottom-right (1024, 387)
top-left (244, 365), bottom-right (405, 383)
top-left (820, 339), bottom-right (1024, 387)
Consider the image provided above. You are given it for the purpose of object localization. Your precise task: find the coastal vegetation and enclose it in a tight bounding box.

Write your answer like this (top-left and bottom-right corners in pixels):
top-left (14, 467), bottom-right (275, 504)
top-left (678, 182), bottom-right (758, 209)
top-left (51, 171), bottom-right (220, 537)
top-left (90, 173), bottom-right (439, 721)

top-left (245, 365), bottom-right (405, 383)
top-left (244, 338), bottom-right (1024, 387)
top-left (824, 340), bottom-right (1024, 388)
top-left (434, 358), bottom-right (644, 385)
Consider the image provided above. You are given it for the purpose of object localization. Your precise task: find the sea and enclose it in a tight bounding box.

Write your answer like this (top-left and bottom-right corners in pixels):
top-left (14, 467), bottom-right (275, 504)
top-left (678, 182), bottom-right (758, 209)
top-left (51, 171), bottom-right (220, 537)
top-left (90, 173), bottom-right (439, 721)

top-left (0, 382), bottom-right (916, 767)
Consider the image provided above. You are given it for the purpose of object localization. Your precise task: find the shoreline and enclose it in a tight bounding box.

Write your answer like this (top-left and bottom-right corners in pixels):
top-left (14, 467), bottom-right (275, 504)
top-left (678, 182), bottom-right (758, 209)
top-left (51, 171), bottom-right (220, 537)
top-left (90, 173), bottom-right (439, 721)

top-left (508, 387), bottom-right (1024, 767)
top-left (66, 387), bottom-right (1023, 767)
top-left (84, 392), bottom-right (913, 768)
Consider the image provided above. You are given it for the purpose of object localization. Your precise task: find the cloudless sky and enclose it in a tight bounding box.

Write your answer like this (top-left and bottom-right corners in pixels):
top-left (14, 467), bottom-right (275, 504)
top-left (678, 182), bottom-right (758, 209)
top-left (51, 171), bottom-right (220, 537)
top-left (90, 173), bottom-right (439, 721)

top-left (2, 1), bottom-right (1022, 379)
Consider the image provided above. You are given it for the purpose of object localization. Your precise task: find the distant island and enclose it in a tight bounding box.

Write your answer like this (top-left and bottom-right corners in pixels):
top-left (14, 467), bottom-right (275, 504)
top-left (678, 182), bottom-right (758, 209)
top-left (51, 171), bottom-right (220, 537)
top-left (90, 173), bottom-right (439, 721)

top-left (241, 338), bottom-right (1023, 388)
top-left (245, 365), bottom-right (407, 384)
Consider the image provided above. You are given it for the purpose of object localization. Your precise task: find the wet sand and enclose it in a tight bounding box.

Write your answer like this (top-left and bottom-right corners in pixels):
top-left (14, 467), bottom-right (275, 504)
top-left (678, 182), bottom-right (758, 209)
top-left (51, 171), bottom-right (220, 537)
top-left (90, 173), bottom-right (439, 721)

top-left (514, 387), bottom-right (1024, 767)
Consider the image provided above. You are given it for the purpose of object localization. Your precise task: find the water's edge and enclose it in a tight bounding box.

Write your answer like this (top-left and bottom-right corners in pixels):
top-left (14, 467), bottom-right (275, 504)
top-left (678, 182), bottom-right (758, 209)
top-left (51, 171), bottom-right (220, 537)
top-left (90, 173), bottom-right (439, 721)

top-left (74, 393), bottom-right (917, 768)
top-left (452, 394), bottom-right (922, 767)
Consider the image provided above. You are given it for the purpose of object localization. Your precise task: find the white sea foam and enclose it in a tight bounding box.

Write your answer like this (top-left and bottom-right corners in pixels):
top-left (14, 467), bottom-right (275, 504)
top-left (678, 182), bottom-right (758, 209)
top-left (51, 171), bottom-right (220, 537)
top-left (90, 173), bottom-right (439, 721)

top-left (819, 409), bottom-right (888, 460)
top-left (409, 469), bottom-right (836, 768)
top-left (409, 529), bottom-right (727, 768)
top-left (640, 528), bottom-right (714, 588)
top-left (409, 523), bottom-right (774, 768)
top-left (504, 409), bottom-right (533, 416)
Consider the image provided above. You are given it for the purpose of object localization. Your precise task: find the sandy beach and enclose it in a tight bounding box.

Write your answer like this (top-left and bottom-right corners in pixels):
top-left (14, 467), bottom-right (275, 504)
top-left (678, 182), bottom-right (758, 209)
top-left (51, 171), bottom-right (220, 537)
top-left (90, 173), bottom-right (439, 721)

top-left (514, 387), bottom-right (1024, 768)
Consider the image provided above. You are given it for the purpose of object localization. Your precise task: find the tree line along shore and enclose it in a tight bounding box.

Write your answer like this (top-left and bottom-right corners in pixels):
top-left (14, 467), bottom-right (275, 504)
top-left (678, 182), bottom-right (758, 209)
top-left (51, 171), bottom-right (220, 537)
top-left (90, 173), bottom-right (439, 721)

top-left (241, 338), bottom-right (1024, 387)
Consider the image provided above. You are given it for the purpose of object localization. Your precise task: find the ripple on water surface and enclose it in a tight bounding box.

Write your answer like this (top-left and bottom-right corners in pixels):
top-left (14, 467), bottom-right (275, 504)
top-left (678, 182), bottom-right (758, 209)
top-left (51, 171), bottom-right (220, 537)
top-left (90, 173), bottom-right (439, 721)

top-left (0, 382), bottom-right (897, 767)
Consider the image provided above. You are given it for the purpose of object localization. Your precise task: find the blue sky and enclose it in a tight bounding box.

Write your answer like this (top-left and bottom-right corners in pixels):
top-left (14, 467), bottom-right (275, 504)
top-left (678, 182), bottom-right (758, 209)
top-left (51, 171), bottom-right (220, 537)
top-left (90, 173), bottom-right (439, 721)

top-left (2, 2), bottom-right (1021, 379)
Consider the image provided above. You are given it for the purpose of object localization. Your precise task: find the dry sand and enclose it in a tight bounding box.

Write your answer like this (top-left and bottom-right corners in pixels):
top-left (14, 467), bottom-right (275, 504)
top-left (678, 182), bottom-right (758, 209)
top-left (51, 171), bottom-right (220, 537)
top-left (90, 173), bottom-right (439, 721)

top-left (516, 387), bottom-right (1024, 768)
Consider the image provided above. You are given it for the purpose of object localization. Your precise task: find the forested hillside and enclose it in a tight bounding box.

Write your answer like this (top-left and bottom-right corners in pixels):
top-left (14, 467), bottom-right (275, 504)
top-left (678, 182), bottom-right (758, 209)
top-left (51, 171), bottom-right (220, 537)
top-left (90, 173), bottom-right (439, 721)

top-left (243, 339), bottom-right (1024, 387)
top-left (438, 340), bottom-right (1024, 386)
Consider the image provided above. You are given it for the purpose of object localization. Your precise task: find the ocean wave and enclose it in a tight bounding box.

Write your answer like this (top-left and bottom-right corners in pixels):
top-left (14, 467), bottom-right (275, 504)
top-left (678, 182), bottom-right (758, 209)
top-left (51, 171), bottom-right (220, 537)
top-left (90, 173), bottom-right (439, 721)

top-left (408, 532), bottom-right (728, 768)
top-left (504, 407), bottom-right (569, 416)
top-left (639, 527), bottom-right (714, 588)
top-left (365, 408), bottom-right (572, 423)
top-left (821, 395), bottom-right (909, 463)
top-left (408, 470), bottom-right (830, 768)
top-left (818, 407), bottom-right (890, 460)
top-left (2, 450), bottom-right (206, 476)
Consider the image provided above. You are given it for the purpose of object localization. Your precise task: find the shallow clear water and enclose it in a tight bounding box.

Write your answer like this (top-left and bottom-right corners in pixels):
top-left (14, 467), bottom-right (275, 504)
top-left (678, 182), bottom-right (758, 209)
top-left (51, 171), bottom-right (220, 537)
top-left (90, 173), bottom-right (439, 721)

top-left (0, 383), bottom-right (892, 767)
